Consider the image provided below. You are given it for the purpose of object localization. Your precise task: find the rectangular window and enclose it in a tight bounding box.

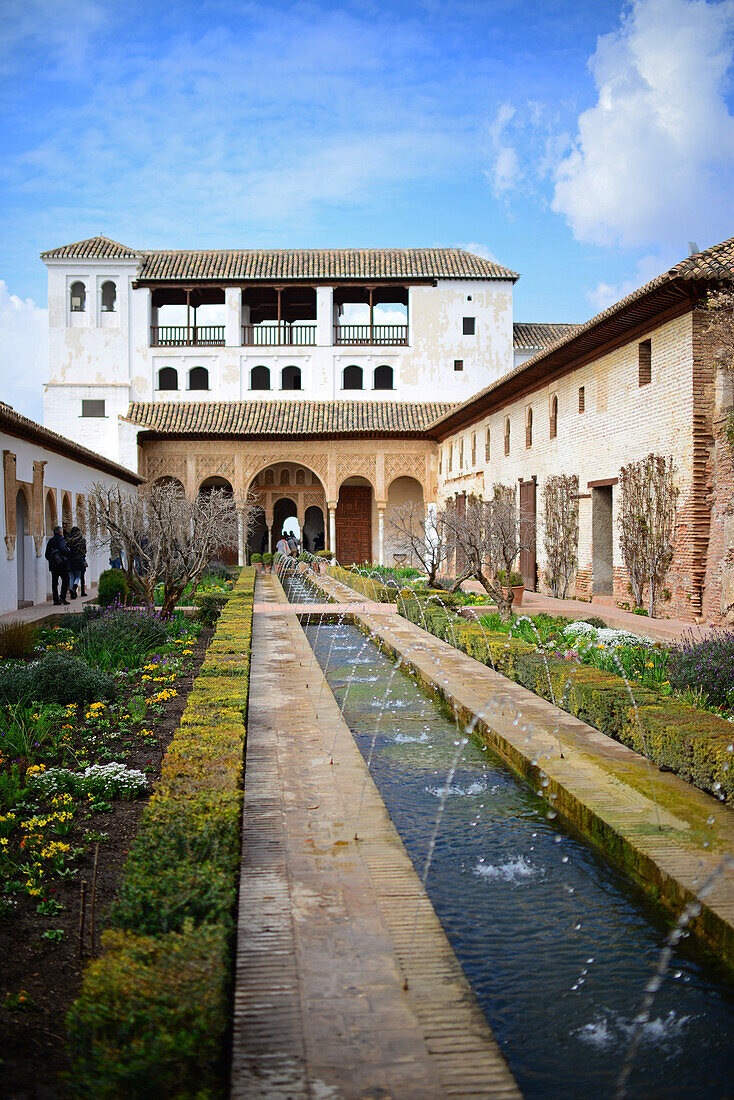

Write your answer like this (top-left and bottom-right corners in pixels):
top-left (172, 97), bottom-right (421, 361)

top-left (578, 386), bottom-right (585, 413)
top-left (462, 317), bottom-right (475, 335)
top-left (454, 359), bottom-right (464, 371)
top-left (81, 399), bottom-right (106, 418)
top-left (471, 432), bottom-right (476, 466)
top-left (459, 439), bottom-right (464, 468)
top-left (485, 426), bottom-right (490, 460)
top-left (638, 339), bottom-right (652, 385)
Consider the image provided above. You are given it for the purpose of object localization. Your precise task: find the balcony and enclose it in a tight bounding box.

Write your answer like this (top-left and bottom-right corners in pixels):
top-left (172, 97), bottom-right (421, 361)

top-left (242, 323), bottom-right (316, 346)
top-left (334, 324), bottom-right (408, 346)
top-left (150, 325), bottom-right (225, 347)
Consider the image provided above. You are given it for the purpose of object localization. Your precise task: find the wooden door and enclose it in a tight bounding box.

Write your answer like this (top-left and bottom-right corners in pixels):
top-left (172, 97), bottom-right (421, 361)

top-left (519, 479), bottom-right (537, 591)
top-left (336, 485), bottom-right (372, 564)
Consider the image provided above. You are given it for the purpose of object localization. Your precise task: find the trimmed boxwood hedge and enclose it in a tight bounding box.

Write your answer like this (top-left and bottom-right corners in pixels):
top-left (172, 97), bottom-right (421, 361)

top-left (399, 598), bottom-right (734, 803)
top-left (66, 567), bottom-right (255, 1099)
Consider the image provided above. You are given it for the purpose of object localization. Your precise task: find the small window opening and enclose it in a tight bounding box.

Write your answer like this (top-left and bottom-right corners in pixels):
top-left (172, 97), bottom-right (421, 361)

top-left (471, 432), bottom-right (476, 466)
top-left (250, 365), bottom-right (271, 390)
top-left (454, 359), bottom-right (463, 372)
top-left (462, 317), bottom-right (475, 335)
top-left (81, 399), bottom-right (105, 417)
top-left (504, 417), bottom-right (510, 456)
top-left (578, 386), bottom-right (585, 413)
top-left (525, 407), bottom-right (533, 449)
top-left (101, 281), bottom-right (116, 312)
top-left (70, 281), bottom-right (86, 312)
top-left (373, 364), bottom-right (393, 390)
top-left (158, 367), bottom-right (178, 390)
top-left (639, 339), bottom-right (652, 386)
top-left (550, 394), bottom-right (558, 439)
top-left (459, 439), bottom-right (464, 468)
top-left (282, 365), bottom-right (301, 390)
top-left (189, 366), bottom-right (209, 391)
top-left (485, 426), bottom-right (490, 460)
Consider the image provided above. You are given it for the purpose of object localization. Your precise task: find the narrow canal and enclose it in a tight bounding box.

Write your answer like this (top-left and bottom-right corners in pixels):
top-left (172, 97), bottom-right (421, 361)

top-left (286, 580), bottom-right (734, 1099)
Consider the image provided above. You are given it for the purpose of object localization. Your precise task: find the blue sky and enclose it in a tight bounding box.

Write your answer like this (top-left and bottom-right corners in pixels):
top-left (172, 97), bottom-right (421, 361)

top-left (1, 0), bottom-right (733, 419)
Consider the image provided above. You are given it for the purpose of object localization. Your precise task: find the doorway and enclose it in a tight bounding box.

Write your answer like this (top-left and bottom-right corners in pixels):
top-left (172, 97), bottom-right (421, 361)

top-left (592, 485), bottom-right (614, 595)
top-left (336, 484), bottom-right (372, 564)
top-left (519, 479), bottom-right (537, 591)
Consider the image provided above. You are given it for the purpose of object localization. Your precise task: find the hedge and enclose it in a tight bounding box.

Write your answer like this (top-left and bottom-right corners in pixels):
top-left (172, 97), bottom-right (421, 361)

top-left (398, 596), bottom-right (734, 803)
top-left (67, 567), bottom-right (255, 1099)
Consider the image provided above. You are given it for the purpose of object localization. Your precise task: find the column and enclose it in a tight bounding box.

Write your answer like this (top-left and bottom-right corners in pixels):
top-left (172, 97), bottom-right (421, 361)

top-left (316, 286), bottom-right (334, 346)
top-left (225, 287), bottom-right (241, 347)
top-left (237, 511), bottom-right (245, 567)
top-left (328, 502), bottom-right (337, 557)
top-left (377, 503), bottom-right (386, 567)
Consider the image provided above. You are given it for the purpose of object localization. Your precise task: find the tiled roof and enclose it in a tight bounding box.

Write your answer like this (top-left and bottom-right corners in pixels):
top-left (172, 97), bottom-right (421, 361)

top-left (126, 400), bottom-right (455, 437)
top-left (41, 235), bottom-right (140, 260)
top-left (135, 248), bottom-right (517, 282)
top-left (0, 402), bottom-right (142, 483)
top-left (41, 237), bottom-right (518, 282)
top-left (430, 235), bottom-right (734, 437)
top-left (513, 322), bottom-right (581, 350)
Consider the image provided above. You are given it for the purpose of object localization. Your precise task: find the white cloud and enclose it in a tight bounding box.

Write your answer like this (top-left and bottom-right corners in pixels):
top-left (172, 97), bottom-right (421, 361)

top-left (553, 0), bottom-right (734, 249)
top-left (459, 242), bottom-right (500, 262)
top-left (586, 252), bottom-right (672, 311)
top-left (0, 282), bottom-right (48, 422)
top-left (486, 104), bottom-right (522, 196)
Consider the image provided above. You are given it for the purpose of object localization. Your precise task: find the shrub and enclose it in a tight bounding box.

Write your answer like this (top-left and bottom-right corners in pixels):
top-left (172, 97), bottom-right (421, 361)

top-left (668, 630), bottom-right (734, 709)
top-left (66, 923), bottom-right (228, 1100)
top-left (250, 553), bottom-right (262, 564)
top-left (195, 591), bottom-right (229, 627)
top-left (0, 652), bottom-right (116, 705)
top-left (202, 560), bottom-right (235, 583)
top-left (0, 620), bottom-right (38, 659)
top-left (30, 762), bottom-right (148, 800)
top-left (97, 568), bottom-right (129, 608)
top-left (76, 607), bottom-right (168, 670)
top-left (262, 553), bottom-right (274, 565)
top-left (317, 550), bottom-right (333, 559)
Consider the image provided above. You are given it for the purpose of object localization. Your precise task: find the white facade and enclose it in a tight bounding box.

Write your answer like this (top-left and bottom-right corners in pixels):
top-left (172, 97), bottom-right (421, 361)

top-left (1, 412), bottom-right (141, 615)
top-left (43, 247), bottom-right (516, 465)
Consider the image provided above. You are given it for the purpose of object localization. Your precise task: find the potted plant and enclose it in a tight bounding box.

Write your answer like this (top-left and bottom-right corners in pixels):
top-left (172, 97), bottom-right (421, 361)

top-left (262, 552), bottom-right (274, 573)
top-left (250, 552), bottom-right (263, 573)
top-left (497, 568), bottom-right (526, 607)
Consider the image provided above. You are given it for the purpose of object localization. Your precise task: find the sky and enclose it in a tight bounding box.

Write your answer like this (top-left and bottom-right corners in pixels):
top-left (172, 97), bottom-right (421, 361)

top-left (1, 0), bottom-right (733, 420)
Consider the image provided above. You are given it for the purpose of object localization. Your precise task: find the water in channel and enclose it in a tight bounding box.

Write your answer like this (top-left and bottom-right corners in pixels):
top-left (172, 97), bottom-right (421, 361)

top-left (300, 612), bottom-right (734, 1100)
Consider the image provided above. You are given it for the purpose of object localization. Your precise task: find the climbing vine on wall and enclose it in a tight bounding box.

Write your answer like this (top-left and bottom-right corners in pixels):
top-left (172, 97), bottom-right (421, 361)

top-left (619, 454), bottom-right (678, 618)
top-left (541, 474), bottom-right (579, 599)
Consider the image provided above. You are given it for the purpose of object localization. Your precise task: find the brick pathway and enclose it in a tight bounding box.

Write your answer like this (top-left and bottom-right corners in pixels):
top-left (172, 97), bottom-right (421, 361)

top-left (231, 575), bottom-right (521, 1099)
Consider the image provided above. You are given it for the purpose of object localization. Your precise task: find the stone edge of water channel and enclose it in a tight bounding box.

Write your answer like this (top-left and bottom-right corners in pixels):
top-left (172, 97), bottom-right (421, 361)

top-left (294, 570), bottom-right (734, 977)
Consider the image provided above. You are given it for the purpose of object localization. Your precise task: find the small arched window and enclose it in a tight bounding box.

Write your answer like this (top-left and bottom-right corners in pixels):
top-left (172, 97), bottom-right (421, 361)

top-left (70, 281), bottom-right (86, 312)
top-left (280, 469), bottom-right (290, 485)
top-left (373, 364), bottom-right (393, 390)
top-left (525, 407), bottom-right (533, 449)
top-left (189, 366), bottom-right (209, 391)
top-left (343, 365), bottom-right (363, 390)
top-left (296, 468), bottom-right (305, 485)
top-left (281, 366), bottom-right (301, 390)
top-left (250, 365), bottom-right (270, 391)
top-left (550, 394), bottom-right (558, 439)
top-left (485, 426), bottom-right (490, 460)
top-left (504, 417), bottom-right (510, 456)
top-left (265, 469), bottom-right (275, 485)
top-left (101, 281), bottom-right (116, 312)
top-left (158, 367), bottom-right (178, 391)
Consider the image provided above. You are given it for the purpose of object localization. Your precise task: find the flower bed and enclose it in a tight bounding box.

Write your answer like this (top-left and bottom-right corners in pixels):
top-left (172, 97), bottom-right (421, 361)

top-left (398, 596), bottom-right (734, 803)
top-left (0, 606), bottom-right (210, 1094)
top-left (66, 566), bottom-right (255, 1098)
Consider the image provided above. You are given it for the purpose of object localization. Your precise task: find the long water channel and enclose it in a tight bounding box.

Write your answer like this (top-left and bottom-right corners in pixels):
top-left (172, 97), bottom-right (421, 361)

top-left (284, 574), bottom-right (734, 1098)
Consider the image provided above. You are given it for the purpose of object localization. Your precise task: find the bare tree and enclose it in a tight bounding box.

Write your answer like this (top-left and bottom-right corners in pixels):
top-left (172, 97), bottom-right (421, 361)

top-left (89, 481), bottom-right (256, 618)
top-left (542, 474), bottom-right (579, 598)
top-left (443, 485), bottom-right (532, 621)
top-left (386, 501), bottom-right (452, 587)
top-left (619, 454), bottom-right (678, 618)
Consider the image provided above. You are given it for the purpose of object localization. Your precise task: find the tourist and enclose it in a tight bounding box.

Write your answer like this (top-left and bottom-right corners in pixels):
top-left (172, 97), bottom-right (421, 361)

top-left (45, 525), bottom-right (70, 606)
top-left (66, 525), bottom-right (87, 599)
top-left (275, 532), bottom-right (290, 557)
top-left (286, 532), bottom-right (299, 556)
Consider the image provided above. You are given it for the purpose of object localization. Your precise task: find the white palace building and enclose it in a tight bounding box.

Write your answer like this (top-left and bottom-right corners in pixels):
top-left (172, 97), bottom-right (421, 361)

top-left (1, 233), bottom-right (729, 622)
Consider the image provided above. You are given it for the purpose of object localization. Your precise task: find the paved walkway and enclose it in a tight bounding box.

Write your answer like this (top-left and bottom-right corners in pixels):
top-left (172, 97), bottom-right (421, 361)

top-left (309, 571), bottom-right (734, 970)
top-left (231, 575), bottom-right (521, 1099)
top-left (459, 580), bottom-right (721, 643)
top-left (0, 587), bottom-right (98, 624)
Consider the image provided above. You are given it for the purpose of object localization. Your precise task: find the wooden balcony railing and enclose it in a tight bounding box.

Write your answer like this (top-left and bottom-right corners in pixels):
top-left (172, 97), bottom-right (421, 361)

top-left (150, 325), bottom-right (225, 347)
top-left (242, 323), bottom-right (317, 346)
top-left (333, 324), bottom-right (408, 346)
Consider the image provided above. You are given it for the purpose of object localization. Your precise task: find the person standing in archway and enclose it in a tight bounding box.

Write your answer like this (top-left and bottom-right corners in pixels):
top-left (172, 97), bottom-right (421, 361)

top-left (45, 525), bottom-right (70, 606)
top-left (276, 532), bottom-right (290, 557)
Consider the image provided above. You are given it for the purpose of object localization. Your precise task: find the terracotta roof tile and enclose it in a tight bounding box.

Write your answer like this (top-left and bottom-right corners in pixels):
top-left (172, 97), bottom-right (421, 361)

top-left (42, 238), bottom-right (518, 281)
top-left (513, 322), bottom-right (581, 350)
top-left (125, 400), bottom-right (454, 437)
top-left (41, 235), bottom-right (140, 260)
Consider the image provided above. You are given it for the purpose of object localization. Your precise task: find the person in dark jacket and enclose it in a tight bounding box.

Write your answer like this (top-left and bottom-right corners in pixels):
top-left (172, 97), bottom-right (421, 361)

top-left (45, 525), bottom-right (70, 605)
top-left (67, 525), bottom-right (87, 599)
